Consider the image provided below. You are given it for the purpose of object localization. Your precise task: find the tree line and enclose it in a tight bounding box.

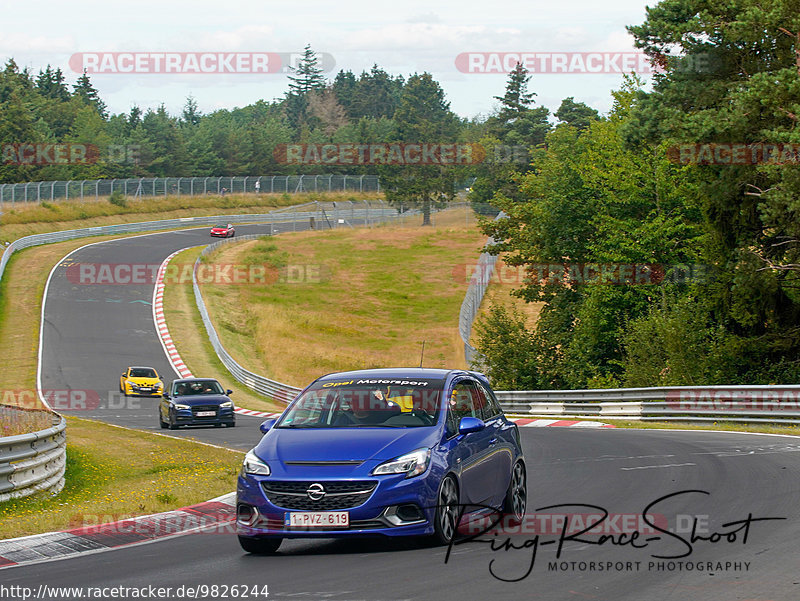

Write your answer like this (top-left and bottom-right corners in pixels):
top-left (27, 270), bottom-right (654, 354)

top-left (475, 0), bottom-right (800, 388)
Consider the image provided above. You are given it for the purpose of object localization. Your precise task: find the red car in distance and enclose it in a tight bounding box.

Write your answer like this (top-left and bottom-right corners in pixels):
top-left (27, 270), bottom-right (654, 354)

top-left (210, 223), bottom-right (235, 238)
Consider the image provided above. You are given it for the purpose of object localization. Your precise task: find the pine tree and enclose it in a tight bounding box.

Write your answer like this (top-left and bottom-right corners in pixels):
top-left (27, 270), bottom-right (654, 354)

top-left (493, 62), bottom-right (535, 125)
top-left (181, 96), bottom-right (201, 126)
top-left (72, 70), bottom-right (107, 118)
top-left (35, 65), bottom-right (69, 101)
top-left (287, 44), bottom-right (326, 95)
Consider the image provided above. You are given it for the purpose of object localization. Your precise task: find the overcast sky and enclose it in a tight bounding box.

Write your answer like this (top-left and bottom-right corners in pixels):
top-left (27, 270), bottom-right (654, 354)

top-left (1, 0), bottom-right (657, 120)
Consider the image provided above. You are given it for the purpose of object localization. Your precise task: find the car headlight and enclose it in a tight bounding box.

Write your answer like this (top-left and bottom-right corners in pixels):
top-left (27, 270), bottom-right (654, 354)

top-left (219, 401), bottom-right (233, 408)
top-left (372, 448), bottom-right (431, 478)
top-left (242, 450), bottom-right (270, 476)
top-left (173, 403), bottom-right (190, 410)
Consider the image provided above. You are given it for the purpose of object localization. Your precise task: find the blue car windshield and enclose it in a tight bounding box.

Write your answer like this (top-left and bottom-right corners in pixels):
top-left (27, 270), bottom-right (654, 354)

top-left (175, 380), bottom-right (224, 396)
top-left (277, 378), bottom-right (445, 428)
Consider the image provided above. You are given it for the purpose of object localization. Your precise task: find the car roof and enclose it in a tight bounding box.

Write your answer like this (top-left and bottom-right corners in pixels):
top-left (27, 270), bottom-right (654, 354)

top-left (314, 368), bottom-right (483, 382)
top-left (128, 366), bottom-right (158, 371)
top-left (170, 377), bottom-right (220, 384)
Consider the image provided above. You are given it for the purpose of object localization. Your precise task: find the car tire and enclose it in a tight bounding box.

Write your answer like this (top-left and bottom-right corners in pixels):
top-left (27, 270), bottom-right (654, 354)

top-left (168, 411), bottom-right (178, 430)
top-left (502, 460), bottom-right (527, 525)
top-left (238, 536), bottom-right (281, 554)
top-left (225, 422), bottom-right (235, 428)
top-left (159, 413), bottom-right (168, 429)
top-left (432, 475), bottom-right (460, 545)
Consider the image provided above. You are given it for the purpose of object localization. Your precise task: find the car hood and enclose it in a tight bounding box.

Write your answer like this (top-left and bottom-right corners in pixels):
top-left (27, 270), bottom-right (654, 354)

top-left (172, 395), bottom-right (230, 406)
top-left (254, 426), bottom-right (440, 464)
top-left (128, 378), bottom-right (161, 386)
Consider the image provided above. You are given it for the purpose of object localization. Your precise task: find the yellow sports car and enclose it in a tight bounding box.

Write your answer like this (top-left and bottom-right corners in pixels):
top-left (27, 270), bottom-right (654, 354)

top-left (120, 366), bottom-right (164, 397)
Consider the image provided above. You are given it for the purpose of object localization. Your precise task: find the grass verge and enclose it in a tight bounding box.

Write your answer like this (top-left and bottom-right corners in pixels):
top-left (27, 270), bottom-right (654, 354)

top-left (197, 206), bottom-right (485, 387)
top-left (507, 415), bottom-right (800, 437)
top-left (161, 247), bottom-right (284, 412)
top-left (598, 418), bottom-right (800, 436)
top-left (0, 416), bottom-right (242, 540)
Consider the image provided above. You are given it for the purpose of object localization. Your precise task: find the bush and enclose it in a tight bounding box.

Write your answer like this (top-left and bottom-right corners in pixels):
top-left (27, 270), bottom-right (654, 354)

top-left (109, 191), bottom-right (127, 207)
top-left (472, 303), bottom-right (540, 389)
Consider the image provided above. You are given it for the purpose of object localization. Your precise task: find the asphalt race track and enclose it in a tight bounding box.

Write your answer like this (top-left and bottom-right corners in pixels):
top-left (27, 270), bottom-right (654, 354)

top-left (6, 428), bottom-right (800, 600)
top-left (39, 221), bottom-right (319, 450)
top-left (20, 219), bottom-right (800, 600)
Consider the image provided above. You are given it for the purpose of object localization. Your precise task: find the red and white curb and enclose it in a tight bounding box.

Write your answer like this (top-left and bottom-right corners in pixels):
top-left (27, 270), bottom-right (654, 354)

top-left (152, 250), bottom-right (192, 379)
top-left (151, 252), bottom-right (278, 420)
top-left (0, 494), bottom-right (236, 570)
top-left (509, 417), bottom-right (615, 428)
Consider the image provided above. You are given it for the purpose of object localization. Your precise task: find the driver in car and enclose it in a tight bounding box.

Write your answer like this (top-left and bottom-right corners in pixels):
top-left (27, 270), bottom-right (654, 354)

top-left (335, 389), bottom-right (398, 425)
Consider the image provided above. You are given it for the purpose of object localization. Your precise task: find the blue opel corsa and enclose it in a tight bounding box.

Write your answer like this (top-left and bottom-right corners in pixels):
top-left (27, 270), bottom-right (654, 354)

top-left (236, 368), bottom-right (526, 554)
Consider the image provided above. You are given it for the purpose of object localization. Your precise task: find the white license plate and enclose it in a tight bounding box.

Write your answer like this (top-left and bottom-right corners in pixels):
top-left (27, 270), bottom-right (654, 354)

top-left (195, 411), bottom-right (216, 417)
top-left (285, 511), bottom-right (349, 528)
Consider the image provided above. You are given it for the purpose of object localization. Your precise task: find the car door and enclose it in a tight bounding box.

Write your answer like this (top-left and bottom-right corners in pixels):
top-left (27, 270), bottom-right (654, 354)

top-left (474, 380), bottom-right (513, 507)
top-left (159, 381), bottom-right (174, 421)
top-left (447, 379), bottom-right (497, 507)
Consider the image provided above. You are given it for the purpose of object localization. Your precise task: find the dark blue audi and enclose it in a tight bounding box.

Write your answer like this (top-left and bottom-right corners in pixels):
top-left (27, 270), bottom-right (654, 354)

top-left (159, 378), bottom-right (236, 429)
top-left (236, 368), bottom-right (526, 554)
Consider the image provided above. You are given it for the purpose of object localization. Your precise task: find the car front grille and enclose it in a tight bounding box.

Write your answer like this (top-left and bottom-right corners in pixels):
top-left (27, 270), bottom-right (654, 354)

top-left (261, 481), bottom-right (377, 511)
top-left (191, 405), bottom-right (218, 418)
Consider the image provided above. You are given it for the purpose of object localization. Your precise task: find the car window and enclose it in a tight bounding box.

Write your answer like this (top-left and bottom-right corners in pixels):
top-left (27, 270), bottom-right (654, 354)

top-left (130, 368), bottom-right (156, 378)
top-left (445, 382), bottom-right (478, 437)
top-left (474, 380), bottom-right (501, 420)
top-left (277, 379), bottom-right (444, 428)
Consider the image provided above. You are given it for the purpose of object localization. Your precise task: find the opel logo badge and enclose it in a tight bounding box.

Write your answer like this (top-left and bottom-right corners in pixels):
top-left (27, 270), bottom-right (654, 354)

top-left (307, 483), bottom-right (326, 501)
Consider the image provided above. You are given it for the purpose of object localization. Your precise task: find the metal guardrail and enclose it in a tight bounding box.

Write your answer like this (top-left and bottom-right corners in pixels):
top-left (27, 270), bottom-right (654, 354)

top-left (191, 204), bottom-right (407, 404)
top-left (0, 174), bottom-right (381, 203)
top-left (458, 213), bottom-right (503, 364)
top-left (0, 409), bottom-right (66, 502)
top-left (495, 385), bottom-right (800, 424)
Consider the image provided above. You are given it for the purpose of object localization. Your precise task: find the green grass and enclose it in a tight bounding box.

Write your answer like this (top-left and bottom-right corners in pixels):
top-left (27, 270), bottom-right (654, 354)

top-left (599, 418), bottom-right (800, 436)
top-left (198, 207), bottom-right (483, 387)
top-left (0, 416), bottom-right (242, 540)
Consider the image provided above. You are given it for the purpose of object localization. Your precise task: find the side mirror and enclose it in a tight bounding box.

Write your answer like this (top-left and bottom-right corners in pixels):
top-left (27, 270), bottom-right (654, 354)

top-left (162, 393), bottom-right (170, 399)
top-left (458, 416), bottom-right (486, 435)
top-left (259, 418), bottom-right (277, 434)
top-left (121, 373), bottom-right (127, 377)
top-left (226, 389), bottom-right (233, 395)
